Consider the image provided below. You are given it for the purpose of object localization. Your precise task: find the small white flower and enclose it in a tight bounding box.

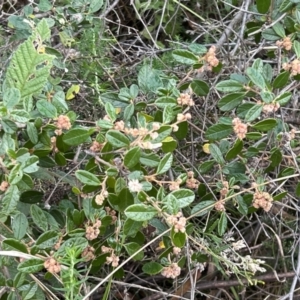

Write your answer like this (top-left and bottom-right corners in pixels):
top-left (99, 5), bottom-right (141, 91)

top-left (128, 179), bottom-right (143, 193)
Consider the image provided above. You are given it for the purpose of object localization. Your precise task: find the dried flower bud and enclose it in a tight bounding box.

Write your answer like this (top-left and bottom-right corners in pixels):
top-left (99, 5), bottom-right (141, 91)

top-left (44, 257), bottom-right (61, 274)
top-left (161, 263), bottom-right (181, 279)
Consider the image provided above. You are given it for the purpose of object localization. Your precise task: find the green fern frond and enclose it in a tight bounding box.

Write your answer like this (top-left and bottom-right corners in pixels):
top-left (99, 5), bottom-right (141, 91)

top-left (5, 19), bottom-right (54, 99)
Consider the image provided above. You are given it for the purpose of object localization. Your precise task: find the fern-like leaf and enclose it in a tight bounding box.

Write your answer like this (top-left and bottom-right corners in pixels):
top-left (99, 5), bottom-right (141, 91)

top-left (5, 20), bottom-right (54, 99)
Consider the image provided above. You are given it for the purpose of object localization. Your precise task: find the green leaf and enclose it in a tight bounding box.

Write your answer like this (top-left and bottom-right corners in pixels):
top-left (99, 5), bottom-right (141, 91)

top-left (296, 182), bottom-right (300, 197)
top-left (215, 80), bottom-right (244, 92)
top-left (244, 104), bottom-right (263, 122)
top-left (152, 125), bottom-right (173, 143)
top-left (106, 130), bottom-right (130, 148)
top-left (88, 0), bottom-right (104, 13)
top-left (27, 122), bottom-right (38, 144)
top-left (123, 219), bottom-right (143, 237)
top-left (226, 139), bottom-right (243, 160)
top-left (5, 26), bottom-right (54, 98)
top-left (2, 186), bottom-right (20, 216)
top-left (172, 49), bottom-right (198, 65)
top-left (256, 0), bottom-right (271, 13)
top-left (142, 262), bottom-right (163, 275)
top-left (191, 200), bottom-right (215, 216)
top-left (218, 93), bottom-right (245, 111)
top-left (190, 80), bottom-right (209, 96)
top-left (63, 128), bottom-right (93, 146)
top-left (140, 152), bottom-right (160, 167)
top-left (155, 96), bottom-right (177, 108)
top-left (75, 170), bottom-right (100, 186)
top-left (262, 28), bottom-right (280, 41)
top-left (252, 119), bottom-right (277, 131)
top-left (3, 88), bottom-right (21, 110)
top-left (124, 242), bottom-right (144, 261)
top-left (272, 23), bottom-right (285, 38)
top-left (8, 164), bottom-right (23, 184)
top-left (22, 282), bottom-right (38, 300)
top-left (188, 43), bottom-right (207, 55)
top-left (138, 65), bottom-right (163, 94)
top-left (163, 105), bottom-right (175, 124)
top-left (205, 124), bottom-right (233, 141)
top-left (156, 153), bottom-right (173, 175)
top-left (105, 102), bottom-right (117, 122)
top-left (12, 213), bottom-right (28, 239)
top-left (260, 91), bottom-right (274, 103)
top-left (246, 67), bottom-right (265, 89)
top-left (20, 190), bottom-right (43, 203)
top-left (36, 100), bottom-right (57, 118)
top-left (1, 118), bottom-right (17, 134)
top-left (170, 189), bottom-right (195, 208)
top-left (275, 92), bottom-right (292, 105)
top-left (218, 212), bottom-right (227, 236)
top-left (237, 195), bottom-right (248, 215)
top-left (273, 71), bottom-right (289, 89)
top-left (171, 231), bottom-right (186, 248)
top-left (294, 40), bottom-right (300, 58)
top-left (22, 155), bottom-right (39, 173)
top-left (30, 204), bottom-right (48, 231)
top-left (17, 259), bottom-right (44, 273)
top-left (124, 147), bottom-right (141, 168)
top-left (35, 231), bottom-right (59, 249)
top-left (209, 143), bottom-right (225, 165)
top-left (3, 238), bottom-right (28, 253)
top-left (125, 204), bottom-right (157, 221)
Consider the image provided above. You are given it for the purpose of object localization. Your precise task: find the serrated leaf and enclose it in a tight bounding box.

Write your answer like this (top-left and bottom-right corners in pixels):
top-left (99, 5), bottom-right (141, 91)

top-left (17, 259), bottom-right (44, 273)
top-left (3, 88), bottom-right (21, 109)
top-left (30, 204), bottom-right (48, 231)
top-left (12, 213), bottom-right (28, 239)
top-left (205, 124), bottom-right (233, 141)
top-left (6, 24), bottom-right (54, 98)
top-left (75, 170), bottom-right (100, 186)
top-left (142, 262), bottom-right (163, 275)
top-left (215, 80), bottom-right (244, 92)
top-left (125, 204), bottom-right (157, 221)
top-left (252, 119), bottom-right (277, 131)
top-left (244, 104), bottom-right (263, 122)
top-left (218, 93), bottom-right (245, 111)
top-left (172, 49), bottom-right (198, 65)
top-left (63, 128), bottom-right (92, 146)
top-left (156, 153), bottom-right (173, 175)
top-left (106, 130), bottom-right (130, 148)
top-left (124, 147), bottom-right (141, 168)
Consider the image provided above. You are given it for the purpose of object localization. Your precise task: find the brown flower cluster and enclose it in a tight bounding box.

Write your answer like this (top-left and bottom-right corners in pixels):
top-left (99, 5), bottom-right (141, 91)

top-left (177, 93), bottom-right (194, 106)
top-left (232, 118), bottom-right (247, 140)
top-left (54, 115), bottom-right (71, 136)
top-left (101, 246), bottom-right (119, 267)
top-left (105, 206), bottom-right (117, 224)
top-left (0, 181), bottom-right (9, 192)
top-left (95, 190), bottom-right (108, 206)
top-left (169, 178), bottom-right (182, 191)
top-left (283, 59), bottom-right (300, 76)
top-left (114, 120), bottom-right (125, 131)
top-left (252, 191), bottom-right (273, 212)
top-left (276, 36), bottom-right (292, 51)
top-left (177, 113), bottom-right (192, 122)
top-left (166, 212), bottom-right (186, 233)
top-left (205, 46), bottom-right (219, 68)
top-left (50, 136), bottom-right (59, 153)
top-left (44, 257), bottom-right (61, 274)
top-left (85, 219), bottom-right (101, 240)
top-left (90, 140), bottom-right (104, 152)
top-left (262, 102), bottom-right (280, 114)
top-left (215, 200), bottom-right (226, 212)
top-left (186, 171), bottom-right (199, 189)
top-left (82, 246), bottom-right (96, 261)
top-left (161, 262), bottom-right (181, 279)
